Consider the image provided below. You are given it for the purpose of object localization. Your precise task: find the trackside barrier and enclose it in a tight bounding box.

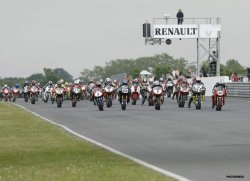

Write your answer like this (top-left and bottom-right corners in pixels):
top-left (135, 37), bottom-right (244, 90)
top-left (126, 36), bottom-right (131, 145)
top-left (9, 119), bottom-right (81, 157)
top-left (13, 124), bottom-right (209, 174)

top-left (226, 82), bottom-right (250, 98)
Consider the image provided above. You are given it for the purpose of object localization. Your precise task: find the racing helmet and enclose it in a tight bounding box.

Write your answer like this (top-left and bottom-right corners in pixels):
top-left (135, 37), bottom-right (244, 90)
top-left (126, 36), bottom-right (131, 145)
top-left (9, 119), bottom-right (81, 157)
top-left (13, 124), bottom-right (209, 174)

top-left (154, 80), bottom-right (160, 86)
top-left (122, 79), bottom-right (128, 85)
top-left (74, 80), bottom-right (80, 85)
top-left (105, 77), bottom-right (111, 84)
top-left (15, 83), bottom-right (19, 88)
top-left (196, 77), bottom-right (201, 83)
top-left (96, 81), bottom-right (102, 87)
top-left (57, 80), bottom-right (62, 86)
top-left (31, 80), bottom-right (36, 85)
top-left (133, 78), bottom-right (139, 83)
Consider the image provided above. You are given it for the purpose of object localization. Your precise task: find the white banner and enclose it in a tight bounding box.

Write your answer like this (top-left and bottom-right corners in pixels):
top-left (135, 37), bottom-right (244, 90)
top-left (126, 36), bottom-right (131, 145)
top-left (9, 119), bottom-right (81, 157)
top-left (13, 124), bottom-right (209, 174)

top-left (154, 24), bottom-right (198, 39)
top-left (153, 24), bottom-right (221, 39)
top-left (199, 24), bottom-right (221, 38)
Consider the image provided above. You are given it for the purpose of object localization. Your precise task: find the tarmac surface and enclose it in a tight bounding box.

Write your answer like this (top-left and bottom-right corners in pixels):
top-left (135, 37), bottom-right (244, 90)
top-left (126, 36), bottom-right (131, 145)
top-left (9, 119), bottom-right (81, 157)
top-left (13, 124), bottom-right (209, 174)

top-left (14, 97), bottom-right (250, 181)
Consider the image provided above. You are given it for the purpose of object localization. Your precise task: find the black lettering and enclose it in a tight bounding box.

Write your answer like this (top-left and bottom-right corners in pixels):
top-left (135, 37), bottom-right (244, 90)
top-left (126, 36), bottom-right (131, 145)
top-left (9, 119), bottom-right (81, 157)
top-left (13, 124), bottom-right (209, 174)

top-left (168, 28), bottom-right (173, 35)
top-left (180, 28), bottom-right (186, 35)
top-left (162, 28), bottom-right (168, 35)
top-left (155, 28), bottom-right (161, 35)
top-left (174, 28), bottom-right (180, 35)
top-left (192, 28), bottom-right (198, 35)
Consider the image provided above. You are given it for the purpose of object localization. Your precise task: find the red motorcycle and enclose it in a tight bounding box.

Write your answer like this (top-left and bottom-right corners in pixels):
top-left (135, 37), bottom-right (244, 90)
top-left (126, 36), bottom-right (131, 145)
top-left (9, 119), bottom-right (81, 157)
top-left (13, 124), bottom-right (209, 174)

top-left (30, 86), bottom-right (39, 104)
top-left (152, 85), bottom-right (163, 110)
top-left (2, 88), bottom-right (11, 102)
top-left (178, 83), bottom-right (189, 108)
top-left (131, 83), bottom-right (140, 105)
top-left (104, 85), bottom-right (115, 107)
top-left (212, 86), bottom-right (227, 111)
top-left (12, 87), bottom-right (20, 102)
top-left (93, 88), bottom-right (104, 111)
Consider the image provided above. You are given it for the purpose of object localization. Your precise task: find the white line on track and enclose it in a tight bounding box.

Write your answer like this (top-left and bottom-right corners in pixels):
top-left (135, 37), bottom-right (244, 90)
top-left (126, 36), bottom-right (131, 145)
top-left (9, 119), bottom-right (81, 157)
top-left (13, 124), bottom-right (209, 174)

top-left (14, 103), bottom-right (192, 181)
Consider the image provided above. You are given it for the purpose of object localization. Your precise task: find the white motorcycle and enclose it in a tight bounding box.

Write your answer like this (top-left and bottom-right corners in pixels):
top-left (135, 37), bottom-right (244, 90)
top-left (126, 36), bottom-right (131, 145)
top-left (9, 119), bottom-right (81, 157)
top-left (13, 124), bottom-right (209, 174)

top-left (43, 85), bottom-right (53, 103)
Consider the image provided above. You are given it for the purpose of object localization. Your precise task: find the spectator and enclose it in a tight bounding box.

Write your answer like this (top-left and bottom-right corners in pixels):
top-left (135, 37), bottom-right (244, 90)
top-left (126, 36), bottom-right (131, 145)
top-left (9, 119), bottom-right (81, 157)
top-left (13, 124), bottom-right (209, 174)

top-left (242, 75), bottom-right (249, 82)
top-left (176, 9), bottom-right (184, 25)
top-left (231, 72), bottom-right (239, 82)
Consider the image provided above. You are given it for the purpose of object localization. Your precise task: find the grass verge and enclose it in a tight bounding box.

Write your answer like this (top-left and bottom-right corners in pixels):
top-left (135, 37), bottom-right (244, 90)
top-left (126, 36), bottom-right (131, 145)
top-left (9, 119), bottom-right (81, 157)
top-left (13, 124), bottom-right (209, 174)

top-left (0, 102), bottom-right (176, 181)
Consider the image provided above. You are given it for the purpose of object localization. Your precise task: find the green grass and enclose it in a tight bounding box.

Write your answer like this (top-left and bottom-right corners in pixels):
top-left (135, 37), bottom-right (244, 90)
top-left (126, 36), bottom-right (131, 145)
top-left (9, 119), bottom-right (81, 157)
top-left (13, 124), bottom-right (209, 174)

top-left (0, 103), bottom-right (176, 181)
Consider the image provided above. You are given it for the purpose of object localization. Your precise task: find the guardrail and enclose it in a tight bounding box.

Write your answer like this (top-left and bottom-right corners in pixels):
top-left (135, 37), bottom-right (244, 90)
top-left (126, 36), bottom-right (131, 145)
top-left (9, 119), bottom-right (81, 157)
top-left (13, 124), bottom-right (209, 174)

top-left (226, 82), bottom-right (250, 98)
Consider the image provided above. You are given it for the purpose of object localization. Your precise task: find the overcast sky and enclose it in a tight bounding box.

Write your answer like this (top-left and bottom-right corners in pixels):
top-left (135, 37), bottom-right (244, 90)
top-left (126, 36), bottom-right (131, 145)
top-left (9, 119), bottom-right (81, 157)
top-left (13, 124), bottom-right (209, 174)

top-left (0, 0), bottom-right (249, 78)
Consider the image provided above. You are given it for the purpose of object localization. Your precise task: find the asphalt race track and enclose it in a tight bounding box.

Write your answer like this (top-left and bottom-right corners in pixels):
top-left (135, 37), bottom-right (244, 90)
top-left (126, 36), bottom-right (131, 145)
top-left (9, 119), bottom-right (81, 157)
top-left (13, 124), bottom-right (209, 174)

top-left (14, 97), bottom-right (250, 181)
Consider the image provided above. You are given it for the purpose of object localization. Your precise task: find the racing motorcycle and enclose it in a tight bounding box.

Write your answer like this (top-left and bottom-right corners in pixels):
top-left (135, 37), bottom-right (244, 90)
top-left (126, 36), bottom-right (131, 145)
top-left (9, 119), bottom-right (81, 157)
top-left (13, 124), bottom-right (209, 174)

top-left (152, 86), bottom-right (163, 110)
top-left (0, 89), bottom-right (2, 101)
top-left (71, 86), bottom-right (82, 107)
top-left (54, 87), bottom-right (65, 108)
top-left (30, 86), bottom-right (39, 104)
top-left (212, 85), bottom-right (227, 111)
top-left (23, 86), bottom-right (29, 102)
top-left (147, 86), bottom-right (153, 106)
top-left (178, 83), bottom-right (189, 108)
top-left (43, 85), bottom-right (53, 103)
top-left (130, 83), bottom-right (140, 105)
top-left (120, 85), bottom-right (130, 110)
top-left (2, 88), bottom-right (11, 102)
top-left (11, 87), bottom-right (20, 102)
top-left (93, 88), bottom-right (104, 111)
top-left (166, 80), bottom-right (174, 98)
top-left (192, 84), bottom-right (206, 110)
top-left (104, 85), bottom-right (115, 107)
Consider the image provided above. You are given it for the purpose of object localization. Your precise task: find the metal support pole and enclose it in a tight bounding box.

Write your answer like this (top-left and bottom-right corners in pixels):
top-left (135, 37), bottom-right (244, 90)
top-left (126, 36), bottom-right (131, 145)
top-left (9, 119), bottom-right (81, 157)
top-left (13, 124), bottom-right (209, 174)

top-left (197, 38), bottom-right (200, 76)
top-left (216, 31), bottom-right (221, 76)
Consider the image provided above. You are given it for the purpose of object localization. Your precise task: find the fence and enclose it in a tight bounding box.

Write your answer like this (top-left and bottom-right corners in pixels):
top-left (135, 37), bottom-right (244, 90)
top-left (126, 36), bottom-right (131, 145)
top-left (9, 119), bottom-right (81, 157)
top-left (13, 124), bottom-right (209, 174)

top-left (226, 82), bottom-right (250, 98)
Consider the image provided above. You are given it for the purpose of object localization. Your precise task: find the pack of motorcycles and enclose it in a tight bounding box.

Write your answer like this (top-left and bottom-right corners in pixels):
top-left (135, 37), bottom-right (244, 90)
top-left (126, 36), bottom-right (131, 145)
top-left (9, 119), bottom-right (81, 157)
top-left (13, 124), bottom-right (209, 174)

top-left (0, 82), bottom-right (227, 112)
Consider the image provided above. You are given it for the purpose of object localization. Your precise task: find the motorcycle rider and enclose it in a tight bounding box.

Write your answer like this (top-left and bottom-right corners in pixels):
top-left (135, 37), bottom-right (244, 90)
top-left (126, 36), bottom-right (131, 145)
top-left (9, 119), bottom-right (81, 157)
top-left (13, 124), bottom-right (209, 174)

top-left (212, 80), bottom-right (227, 109)
top-left (28, 80), bottom-right (40, 100)
top-left (23, 80), bottom-right (29, 89)
top-left (2, 84), bottom-right (11, 101)
top-left (178, 78), bottom-right (190, 101)
top-left (140, 78), bottom-right (148, 105)
top-left (0, 86), bottom-right (2, 101)
top-left (11, 83), bottom-right (20, 94)
top-left (71, 79), bottom-right (82, 101)
top-left (188, 77), bottom-right (206, 108)
top-left (92, 81), bottom-right (103, 105)
top-left (151, 80), bottom-right (163, 89)
top-left (104, 77), bottom-right (112, 87)
top-left (88, 79), bottom-right (96, 101)
top-left (172, 75), bottom-right (185, 100)
top-left (118, 79), bottom-right (131, 104)
top-left (52, 80), bottom-right (65, 104)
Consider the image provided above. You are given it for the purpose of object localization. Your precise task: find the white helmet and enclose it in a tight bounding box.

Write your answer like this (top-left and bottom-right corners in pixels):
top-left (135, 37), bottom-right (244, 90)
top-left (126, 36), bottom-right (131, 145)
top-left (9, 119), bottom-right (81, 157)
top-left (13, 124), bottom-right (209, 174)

top-left (74, 80), bottom-right (80, 84)
top-left (106, 77), bottom-right (111, 82)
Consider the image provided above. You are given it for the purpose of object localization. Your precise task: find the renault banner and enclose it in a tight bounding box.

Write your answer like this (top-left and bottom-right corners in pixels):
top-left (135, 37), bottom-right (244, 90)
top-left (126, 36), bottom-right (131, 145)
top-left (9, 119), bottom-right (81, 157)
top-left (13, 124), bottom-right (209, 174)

top-left (153, 24), bottom-right (221, 39)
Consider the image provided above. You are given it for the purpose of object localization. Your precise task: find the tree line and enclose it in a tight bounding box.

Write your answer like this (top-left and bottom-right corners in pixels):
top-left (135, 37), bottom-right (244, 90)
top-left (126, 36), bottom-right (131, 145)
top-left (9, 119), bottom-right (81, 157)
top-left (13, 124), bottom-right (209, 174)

top-left (0, 53), bottom-right (248, 86)
top-left (0, 68), bottom-right (73, 87)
